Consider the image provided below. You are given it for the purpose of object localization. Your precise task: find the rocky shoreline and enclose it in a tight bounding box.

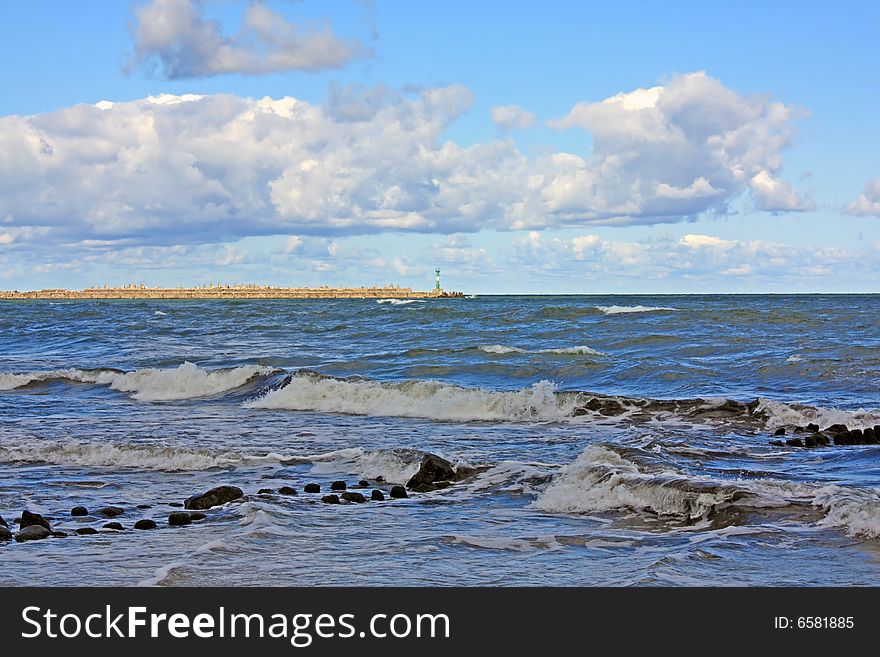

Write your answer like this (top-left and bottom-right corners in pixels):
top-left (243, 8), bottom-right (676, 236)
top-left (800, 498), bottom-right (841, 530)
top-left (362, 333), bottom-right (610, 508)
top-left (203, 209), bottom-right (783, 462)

top-left (768, 423), bottom-right (880, 448)
top-left (0, 453), bottom-right (484, 544)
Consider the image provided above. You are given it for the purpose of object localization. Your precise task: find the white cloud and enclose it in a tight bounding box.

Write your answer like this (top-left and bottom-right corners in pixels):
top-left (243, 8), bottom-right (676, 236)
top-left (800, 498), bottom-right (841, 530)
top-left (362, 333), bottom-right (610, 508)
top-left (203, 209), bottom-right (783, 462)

top-left (749, 171), bottom-right (814, 212)
top-left (678, 234), bottom-right (736, 250)
top-left (129, 0), bottom-right (367, 79)
top-left (845, 178), bottom-right (880, 216)
top-left (490, 104), bottom-right (535, 131)
top-left (283, 235), bottom-right (303, 253)
top-left (0, 73), bottom-right (811, 255)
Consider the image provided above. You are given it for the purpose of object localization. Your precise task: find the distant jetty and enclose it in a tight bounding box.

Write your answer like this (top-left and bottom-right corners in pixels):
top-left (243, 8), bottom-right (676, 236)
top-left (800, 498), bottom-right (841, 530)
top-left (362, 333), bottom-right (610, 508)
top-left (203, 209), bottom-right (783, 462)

top-left (0, 283), bottom-right (465, 300)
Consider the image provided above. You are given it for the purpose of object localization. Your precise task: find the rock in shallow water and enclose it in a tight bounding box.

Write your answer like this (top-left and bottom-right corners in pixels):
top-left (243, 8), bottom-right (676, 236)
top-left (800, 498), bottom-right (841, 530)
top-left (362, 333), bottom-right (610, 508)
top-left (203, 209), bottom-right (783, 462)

top-left (189, 512), bottom-right (206, 521)
top-left (16, 525), bottom-right (51, 542)
top-left (20, 511), bottom-right (51, 531)
top-left (773, 427), bottom-right (786, 436)
top-left (406, 454), bottom-right (456, 492)
top-left (390, 485), bottom-right (408, 499)
top-left (304, 483), bottom-right (320, 493)
top-left (75, 527), bottom-right (98, 535)
top-left (134, 519), bottom-right (157, 530)
top-left (184, 485), bottom-right (243, 510)
top-left (330, 481), bottom-right (347, 491)
top-left (341, 491), bottom-right (366, 503)
top-left (785, 437), bottom-right (804, 448)
top-left (0, 526), bottom-right (12, 541)
top-left (0, 515), bottom-right (6, 527)
top-left (103, 522), bottom-right (124, 530)
top-left (257, 488), bottom-right (275, 494)
top-left (168, 512), bottom-right (191, 526)
top-left (371, 490), bottom-right (385, 501)
top-left (278, 486), bottom-right (297, 495)
top-left (97, 506), bottom-right (124, 518)
top-left (71, 506), bottom-right (88, 517)
top-left (321, 494), bottom-right (340, 504)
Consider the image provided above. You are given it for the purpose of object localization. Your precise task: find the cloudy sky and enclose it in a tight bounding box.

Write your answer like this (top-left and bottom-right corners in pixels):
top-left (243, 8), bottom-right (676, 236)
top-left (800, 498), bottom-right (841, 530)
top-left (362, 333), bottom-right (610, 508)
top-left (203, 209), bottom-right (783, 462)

top-left (1, 1), bottom-right (878, 293)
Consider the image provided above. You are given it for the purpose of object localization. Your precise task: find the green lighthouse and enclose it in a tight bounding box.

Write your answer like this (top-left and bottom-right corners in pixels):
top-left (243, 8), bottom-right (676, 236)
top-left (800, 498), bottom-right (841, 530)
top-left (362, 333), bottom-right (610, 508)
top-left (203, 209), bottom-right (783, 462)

top-left (435, 268), bottom-right (441, 291)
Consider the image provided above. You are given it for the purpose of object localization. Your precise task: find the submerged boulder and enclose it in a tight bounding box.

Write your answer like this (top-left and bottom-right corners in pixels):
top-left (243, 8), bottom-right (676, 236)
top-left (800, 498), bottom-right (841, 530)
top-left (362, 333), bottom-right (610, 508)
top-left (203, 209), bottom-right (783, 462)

top-left (304, 483), bottom-right (320, 493)
top-left (75, 527), bottom-right (98, 535)
top-left (389, 485), bottom-right (408, 499)
top-left (103, 522), bottom-right (124, 530)
top-left (278, 486), bottom-right (297, 495)
top-left (71, 506), bottom-right (89, 517)
top-left (321, 494), bottom-right (340, 504)
top-left (0, 526), bottom-right (12, 541)
top-left (371, 490), bottom-right (385, 501)
top-left (16, 525), bottom-right (51, 542)
top-left (330, 481), bottom-right (347, 491)
top-left (184, 485), bottom-right (243, 510)
top-left (134, 519), bottom-right (157, 530)
top-left (189, 512), bottom-right (206, 521)
top-left (773, 427), bottom-right (786, 436)
top-left (785, 437), bottom-right (804, 448)
top-left (168, 512), bottom-right (192, 526)
top-left (341, 491), bottom-right (366, 503)
top-left (96, 506), bottom-right (124, 518)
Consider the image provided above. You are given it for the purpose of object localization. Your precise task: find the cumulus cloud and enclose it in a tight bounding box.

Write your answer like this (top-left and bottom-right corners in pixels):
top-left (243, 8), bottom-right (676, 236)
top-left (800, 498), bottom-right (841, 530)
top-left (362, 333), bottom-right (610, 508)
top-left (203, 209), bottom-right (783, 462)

top-left (129, 0), bottom-right (367, 78)
top-left (0, 73), bottom-right (811, 253)
top-left (749, 170), bottom-right (814, 212)
top-left (845, 178), bottom-right (880, 216)
top-left (490, 104), bottom-right (535, 131)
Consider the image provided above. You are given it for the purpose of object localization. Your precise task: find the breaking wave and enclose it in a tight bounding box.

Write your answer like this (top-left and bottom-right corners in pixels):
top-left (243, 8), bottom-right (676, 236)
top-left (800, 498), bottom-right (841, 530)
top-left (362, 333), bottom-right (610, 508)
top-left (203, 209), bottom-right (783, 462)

top-left (478, 344), bottom-right (605, 356)
top-left (247, 373), bottom-right (577, 422)
top-left (0, 362), bottom-right (277, 401)
top-left (377, 299), bottom-right (426, 305)
top-left (597, 305), bottom-right (677, 315)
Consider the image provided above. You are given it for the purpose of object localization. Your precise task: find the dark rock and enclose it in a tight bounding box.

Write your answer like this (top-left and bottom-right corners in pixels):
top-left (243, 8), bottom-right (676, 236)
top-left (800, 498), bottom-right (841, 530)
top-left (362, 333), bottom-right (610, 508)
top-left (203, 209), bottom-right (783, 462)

top-left (804, 434), bottom-right (817, 448)
top-left (321, 494), bottom-right (340, 504)
top-left (806, 423), bottom-right (820, 432)
top-left (168, 512), bottom-right (192, 526)
top-left (850, 429), bottom-right (865, 445)
top-left (134, 519), bottom-right (157, 530)
top-left (20, 510), bottom-right (51, 531)
top-left (376, 476), bottom-right (385, 483)
top-left (390, 485), bottom-right (408, 499)
top-left (0, 514), bottom-right (6, 527)
top-left (407, 454), bottom-right (456, 492)
top-left (865, 427), bottom-right (878, 444)
top-left (833, 432), bottom-right (849, 446)
top-left (15, 525), bottom-right (51, 542)
top-left (0, 526), bottom-right (12, 541)
top-left (330, 481), bottom-right (347, 491)
top-left (341, 491), bottom-right (366, 503)
top-left (371, 490), bottom-right (385, 501)
top-left (358, 480), bottom-right (369, 487)
top-left (103, 522), bottom-right (124, 530)
top-left (785, 437), bottom-right (804, 448)
top-left (824, 424), bottom-right (848, 435)
top-left (257, 488), bottom-right (275, 494)
top-left (189, 512), bottom-right (206, 521)
top-left (815, 433), bottom-right (830, 446)
top-left (773, 427), bottom-right (786, 436)
top-left (137, 504), bottom-right (152, 509)
top-left (50, 531), bottom-right (67, 538)
top-left (304, 483), bottom-right (320, 493)
top-left (97, 506), bottom-right (124, 518)
top-left (75, 527), bottom-right (98, 535)
top-left (168, 502), bottom-right (184, 508)
top-left (184, 485), bottom-right (243, 510)
top-left (278, 486), bottom-right (297, 495)
top-left (71, 506), bottom-right (89, 517)
top-left (769, 440), bottom-right (785, 447)
top-left (793, 426), bottom-right (805, 433)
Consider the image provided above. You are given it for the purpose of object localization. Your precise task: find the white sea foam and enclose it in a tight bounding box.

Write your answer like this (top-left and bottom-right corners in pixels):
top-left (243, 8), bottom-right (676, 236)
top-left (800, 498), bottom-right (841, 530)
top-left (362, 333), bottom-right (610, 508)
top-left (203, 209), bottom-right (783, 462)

top-left (247, 376), bottom-right (577, 422)
top-left (0, 439), bottom-right (281, 471)
top-left (786, 354), bottom-right (803, 363)
top-left (0, 362), bottom-right (275, 401)
top-left (479, 344), bottom-right (605, 356)
top-left (812, 485), bottom-right (880, 539)
top-left (757, 398), bottom-right (880, 431)
top-left (377, 299), bottom-right (426, 305)
top-left (597, 305), bottom-right (677, 315)
top-left (533, 446), bottom-right (746, 519)
top-left (154, 310), bottom-right (168, 316)
top-left (308, 447), bottom-right (427, 484)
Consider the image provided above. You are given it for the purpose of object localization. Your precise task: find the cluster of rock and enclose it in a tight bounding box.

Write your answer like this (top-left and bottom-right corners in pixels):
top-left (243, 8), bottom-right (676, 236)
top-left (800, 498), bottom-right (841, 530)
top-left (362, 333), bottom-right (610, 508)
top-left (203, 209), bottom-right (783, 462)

top-left (769, 423), bottom-right (880, 448)
top-left (1, 453), bottom-right (482, 544)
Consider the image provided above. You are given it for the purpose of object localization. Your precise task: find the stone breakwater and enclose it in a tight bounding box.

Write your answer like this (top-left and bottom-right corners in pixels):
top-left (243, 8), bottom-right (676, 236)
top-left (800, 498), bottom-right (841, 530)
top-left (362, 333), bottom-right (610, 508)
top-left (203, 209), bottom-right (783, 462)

top-left (0, 284), bottom-right (464, 300)
top-left (0, 454), bottom-right (484, 544)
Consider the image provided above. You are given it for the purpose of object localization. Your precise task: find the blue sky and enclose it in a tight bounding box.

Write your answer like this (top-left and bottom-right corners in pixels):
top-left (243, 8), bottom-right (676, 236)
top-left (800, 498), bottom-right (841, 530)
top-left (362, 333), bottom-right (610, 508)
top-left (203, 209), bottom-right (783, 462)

top-left (0, 0), bottom-right (878, 293)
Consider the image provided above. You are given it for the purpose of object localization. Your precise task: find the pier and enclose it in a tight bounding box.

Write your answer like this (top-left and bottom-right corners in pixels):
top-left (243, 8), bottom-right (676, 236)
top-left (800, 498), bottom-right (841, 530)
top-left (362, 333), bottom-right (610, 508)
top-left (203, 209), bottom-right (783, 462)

top-left (0, 283), bottom-right (465, 300)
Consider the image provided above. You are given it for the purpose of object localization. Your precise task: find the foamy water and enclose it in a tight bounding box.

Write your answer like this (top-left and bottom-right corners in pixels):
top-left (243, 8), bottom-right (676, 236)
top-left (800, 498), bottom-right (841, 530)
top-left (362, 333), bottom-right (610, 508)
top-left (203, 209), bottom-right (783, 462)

top-left (1, 294), bottom-right (878, 586)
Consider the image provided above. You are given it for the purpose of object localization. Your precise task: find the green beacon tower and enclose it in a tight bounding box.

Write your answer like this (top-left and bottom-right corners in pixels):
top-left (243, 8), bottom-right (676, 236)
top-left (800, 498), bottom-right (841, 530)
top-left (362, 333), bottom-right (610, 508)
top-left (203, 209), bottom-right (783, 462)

top-left (435, 268), bottom-right (441, 291)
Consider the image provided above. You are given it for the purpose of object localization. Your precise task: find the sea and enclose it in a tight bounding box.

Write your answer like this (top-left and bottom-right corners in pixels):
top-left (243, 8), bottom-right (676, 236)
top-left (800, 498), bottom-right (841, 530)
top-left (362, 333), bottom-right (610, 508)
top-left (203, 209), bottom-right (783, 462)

top-left (1, 294), bottom-right (878, 586)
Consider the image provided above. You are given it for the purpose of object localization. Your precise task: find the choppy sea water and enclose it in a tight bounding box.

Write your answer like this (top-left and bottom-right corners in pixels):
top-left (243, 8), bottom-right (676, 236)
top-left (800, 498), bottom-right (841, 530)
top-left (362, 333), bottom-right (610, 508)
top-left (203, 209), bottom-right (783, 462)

top-left (1, 294), bottom-right (878, 586)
